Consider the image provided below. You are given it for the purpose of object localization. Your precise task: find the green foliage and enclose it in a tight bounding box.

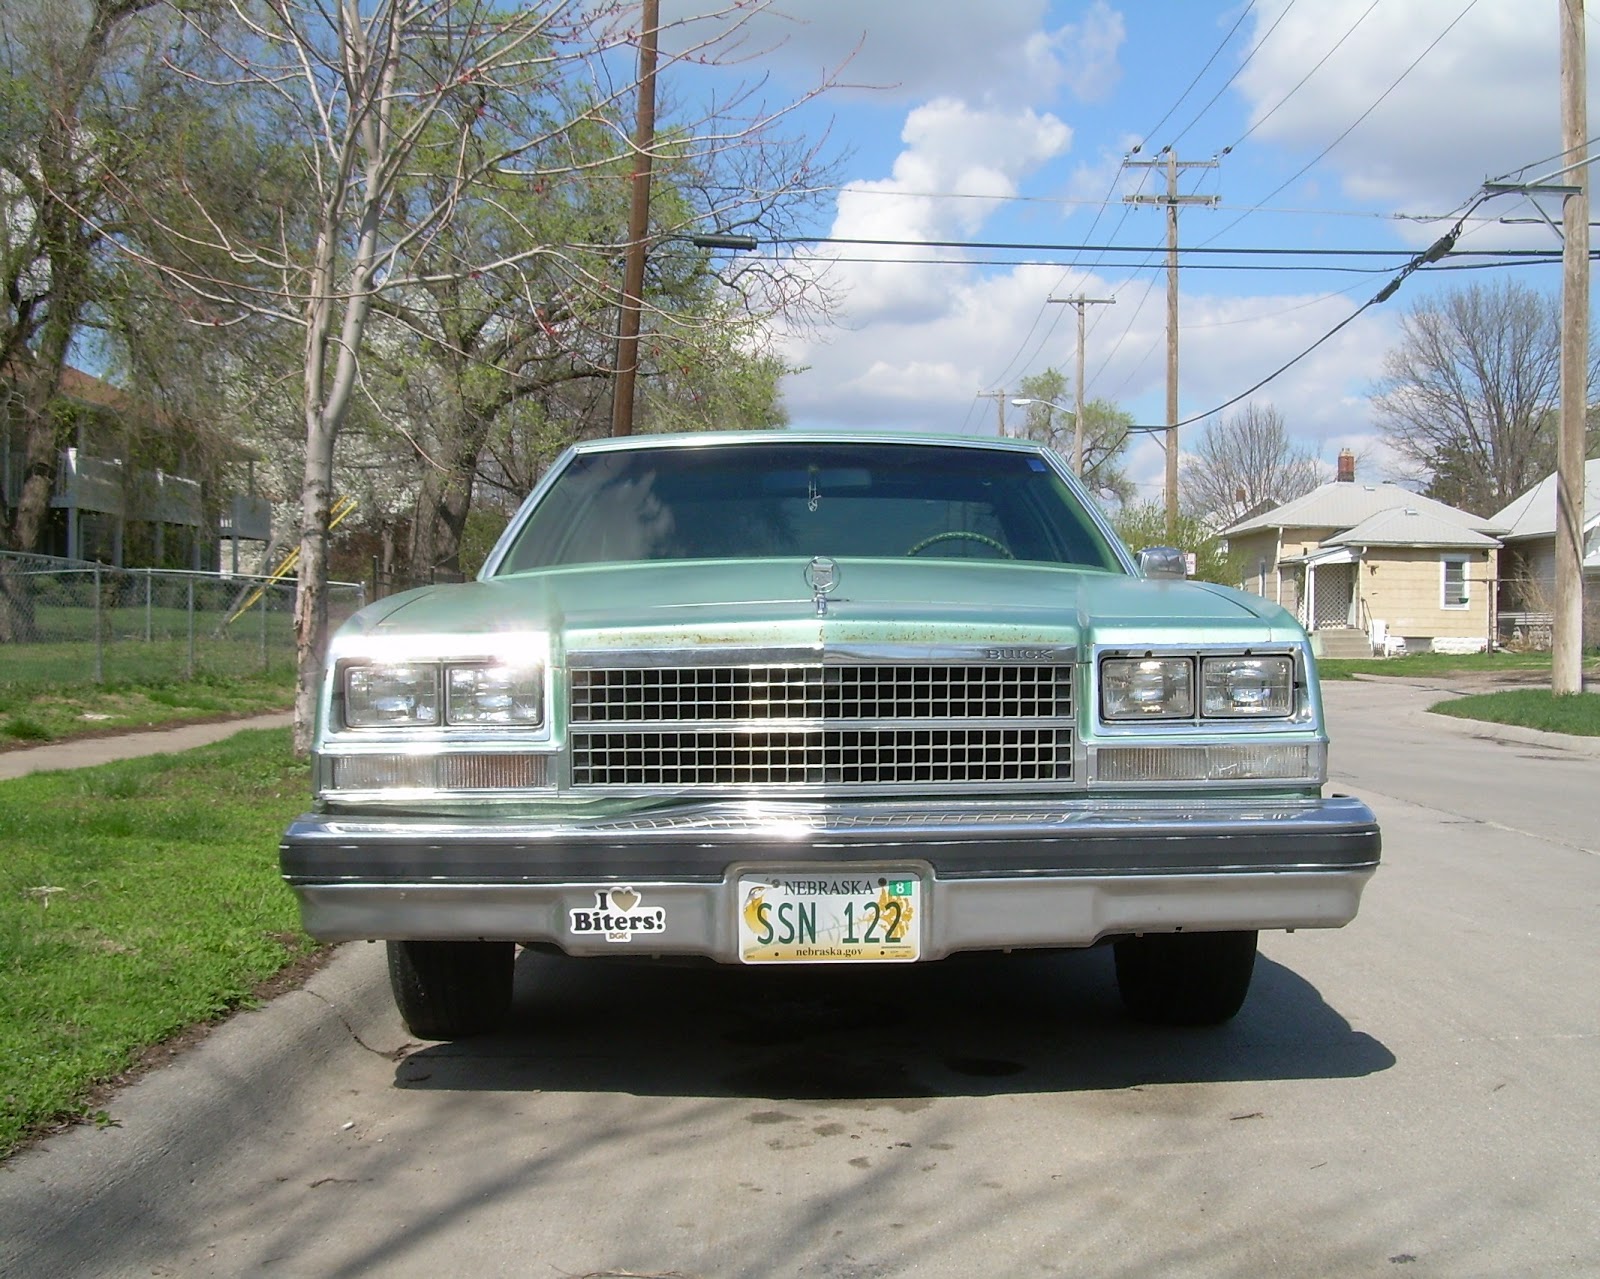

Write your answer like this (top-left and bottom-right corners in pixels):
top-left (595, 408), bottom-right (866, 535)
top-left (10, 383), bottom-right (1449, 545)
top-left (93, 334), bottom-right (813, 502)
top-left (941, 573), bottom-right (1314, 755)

top-left (1111, 501), bottom-right (1242, 585)
top-left (0, 731), bottom-right (314, 1155)
top-left (459, 507), bottom-right (511, 578)
top-left (1013, 369), bottom-right (1135, 502)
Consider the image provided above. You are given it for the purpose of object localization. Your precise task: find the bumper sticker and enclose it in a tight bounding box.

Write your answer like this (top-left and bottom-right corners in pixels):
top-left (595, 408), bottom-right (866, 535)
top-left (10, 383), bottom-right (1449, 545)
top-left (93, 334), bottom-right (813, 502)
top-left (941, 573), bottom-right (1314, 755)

top-left (569, 888), bottom-right (666, 943)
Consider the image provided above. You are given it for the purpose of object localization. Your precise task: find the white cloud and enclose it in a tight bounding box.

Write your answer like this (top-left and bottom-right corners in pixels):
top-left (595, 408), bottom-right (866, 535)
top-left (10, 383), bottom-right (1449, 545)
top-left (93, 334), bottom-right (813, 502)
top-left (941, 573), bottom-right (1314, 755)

top-left (814, 99), bottom-right (1073, 325)
top-left (1235, 0), bottom-right (1578, 219)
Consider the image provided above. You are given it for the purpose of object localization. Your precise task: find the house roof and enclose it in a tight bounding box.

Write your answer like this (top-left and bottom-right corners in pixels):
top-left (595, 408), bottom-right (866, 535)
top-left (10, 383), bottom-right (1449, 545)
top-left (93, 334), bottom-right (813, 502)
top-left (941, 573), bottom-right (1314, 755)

top-left (1324, 508), bottom-right (1501, 549)
top-left (1223, 480), bottom-right (1503, 538)
top-left (1487, 457), bottom-right (1600, 541)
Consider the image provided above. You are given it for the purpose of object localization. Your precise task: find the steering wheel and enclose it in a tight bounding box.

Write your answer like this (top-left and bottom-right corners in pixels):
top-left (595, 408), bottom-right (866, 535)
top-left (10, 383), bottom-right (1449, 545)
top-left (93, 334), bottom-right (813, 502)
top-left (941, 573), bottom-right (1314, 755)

top-left (905, 530), bottom-right (1014, 559)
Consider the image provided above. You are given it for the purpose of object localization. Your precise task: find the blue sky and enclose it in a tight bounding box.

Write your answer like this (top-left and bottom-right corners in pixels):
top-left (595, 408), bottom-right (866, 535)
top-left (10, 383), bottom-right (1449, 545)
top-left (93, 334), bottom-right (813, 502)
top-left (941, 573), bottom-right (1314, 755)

top-left (664, 0), bottom-right (1594, 503)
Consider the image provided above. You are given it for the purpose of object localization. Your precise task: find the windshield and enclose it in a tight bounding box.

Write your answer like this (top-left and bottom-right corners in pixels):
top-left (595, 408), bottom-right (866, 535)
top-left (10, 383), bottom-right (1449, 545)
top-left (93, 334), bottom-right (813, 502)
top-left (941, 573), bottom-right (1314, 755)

top-left (492, 441), bottom-right (1126, 574)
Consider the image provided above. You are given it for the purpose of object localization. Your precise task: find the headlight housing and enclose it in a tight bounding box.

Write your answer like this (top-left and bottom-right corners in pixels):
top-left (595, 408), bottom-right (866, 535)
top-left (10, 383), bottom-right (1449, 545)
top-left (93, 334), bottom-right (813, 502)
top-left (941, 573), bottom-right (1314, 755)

top-left (1099, 652), bottom-right (1299, 722)
top-left (445, 664), bottom-right (544, 726)
top-left (1101, 657), bottom-right (1195, 720)
top-left (341, 660), bottom-right (545, 729)
top-left (1201, 655), bottom-right (1295, 718)
top-left (344, 663), bottom-right (440, 727)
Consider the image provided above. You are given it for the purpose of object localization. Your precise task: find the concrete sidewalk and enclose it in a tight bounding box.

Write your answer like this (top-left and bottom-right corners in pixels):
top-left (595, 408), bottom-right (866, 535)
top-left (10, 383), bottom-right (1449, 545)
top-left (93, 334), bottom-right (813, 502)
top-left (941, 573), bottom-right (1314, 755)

top-left (0, 712), bottom-right (294, 781)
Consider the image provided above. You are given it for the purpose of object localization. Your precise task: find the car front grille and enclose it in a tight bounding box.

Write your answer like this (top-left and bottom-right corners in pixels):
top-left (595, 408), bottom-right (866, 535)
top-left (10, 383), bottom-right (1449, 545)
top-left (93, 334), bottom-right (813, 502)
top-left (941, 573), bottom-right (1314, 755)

top-left (570, 662), bottom-right (1074, 790)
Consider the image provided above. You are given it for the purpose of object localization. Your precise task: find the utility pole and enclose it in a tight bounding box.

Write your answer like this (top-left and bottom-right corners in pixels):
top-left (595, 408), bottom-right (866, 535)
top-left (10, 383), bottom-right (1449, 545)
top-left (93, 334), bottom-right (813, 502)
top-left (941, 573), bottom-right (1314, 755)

top-left (1047, 295), bottom-right (1114, 474)
top-left (977, 389), bottom-right (1009, 437)
top-left (1555, 0), bottom-right (1589, 695)
top-left (611, 0), bottom-right (659, 437)
top-left (1125, 151), bottom-right (1219, 540)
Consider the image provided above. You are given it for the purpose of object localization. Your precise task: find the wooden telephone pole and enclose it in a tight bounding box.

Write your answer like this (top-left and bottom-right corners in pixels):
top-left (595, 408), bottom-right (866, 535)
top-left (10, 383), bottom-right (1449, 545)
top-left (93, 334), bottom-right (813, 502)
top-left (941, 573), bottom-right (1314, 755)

top-left (1047, 295), bottom-right (1115, 475)
top-left (1555, 0), bottom-right (1589, 694)
top-left (611, 0), bottom-right (660, 437)
top-left (1124, 151), bottom-right (1219, 540)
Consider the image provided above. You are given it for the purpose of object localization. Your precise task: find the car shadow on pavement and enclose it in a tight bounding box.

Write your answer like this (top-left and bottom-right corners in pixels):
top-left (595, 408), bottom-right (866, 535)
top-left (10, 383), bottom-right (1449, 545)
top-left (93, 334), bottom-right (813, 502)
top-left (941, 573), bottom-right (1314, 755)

top-left (391, 946), bottom-right (1394, 1099)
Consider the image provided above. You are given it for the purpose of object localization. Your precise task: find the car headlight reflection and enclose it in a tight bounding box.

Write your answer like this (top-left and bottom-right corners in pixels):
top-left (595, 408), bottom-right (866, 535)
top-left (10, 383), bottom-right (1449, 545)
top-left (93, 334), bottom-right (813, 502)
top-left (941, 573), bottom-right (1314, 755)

top-left (344, 664), bottom-right (440, 727)
top-left (1201, 656), bottom-right (1295, 718)
top-left (446, 664), bottom-right (544, 726)
top-left (1101, 657), bottom-right (1195, 720)
top-left (342, 660), bottom-right (546, 729)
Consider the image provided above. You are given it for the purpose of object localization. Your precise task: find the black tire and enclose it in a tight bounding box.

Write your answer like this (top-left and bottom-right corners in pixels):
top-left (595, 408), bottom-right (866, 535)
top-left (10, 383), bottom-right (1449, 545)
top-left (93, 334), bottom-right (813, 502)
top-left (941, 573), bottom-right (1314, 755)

top-left (386, 940), bottom-right (515, 1039)
top-left (1113, 930), bottom-right (1258, 1026)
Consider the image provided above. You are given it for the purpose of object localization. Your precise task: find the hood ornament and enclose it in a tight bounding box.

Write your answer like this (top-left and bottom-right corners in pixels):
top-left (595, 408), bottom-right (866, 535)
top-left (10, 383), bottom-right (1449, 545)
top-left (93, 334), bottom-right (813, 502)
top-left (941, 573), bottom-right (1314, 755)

top-left (804, 556), bottom-right (840, 616)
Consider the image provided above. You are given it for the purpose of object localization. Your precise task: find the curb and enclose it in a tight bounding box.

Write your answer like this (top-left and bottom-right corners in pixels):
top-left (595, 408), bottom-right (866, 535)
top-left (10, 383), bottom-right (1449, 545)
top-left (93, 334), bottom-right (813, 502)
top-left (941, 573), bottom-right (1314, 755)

top-left (0, 943), bottom-right (400, 1275)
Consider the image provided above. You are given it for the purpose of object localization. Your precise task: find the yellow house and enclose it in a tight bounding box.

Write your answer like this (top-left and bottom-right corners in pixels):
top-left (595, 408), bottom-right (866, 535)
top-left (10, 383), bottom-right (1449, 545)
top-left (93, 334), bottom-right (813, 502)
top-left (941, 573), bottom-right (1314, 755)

top-left (1223, 460), bottom-right (1503, 658)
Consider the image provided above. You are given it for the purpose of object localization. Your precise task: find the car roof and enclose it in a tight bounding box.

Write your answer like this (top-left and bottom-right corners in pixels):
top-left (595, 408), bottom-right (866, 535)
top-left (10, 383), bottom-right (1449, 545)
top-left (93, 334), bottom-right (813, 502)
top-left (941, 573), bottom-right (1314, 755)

top-left (565, 430), bottom-right (1050, 456)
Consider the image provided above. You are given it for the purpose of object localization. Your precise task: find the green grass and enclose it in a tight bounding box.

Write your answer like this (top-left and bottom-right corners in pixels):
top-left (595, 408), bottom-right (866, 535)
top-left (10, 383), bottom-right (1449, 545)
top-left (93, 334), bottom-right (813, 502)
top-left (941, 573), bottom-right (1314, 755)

top-left (1430, 689), bottom-right (1600, 736)
top-left (1316, 651), bottom-right (1585, 681)
top-left (0, 730), bottom-right (313, 1156)
top-left (0, 669), bottom-right (294, 744)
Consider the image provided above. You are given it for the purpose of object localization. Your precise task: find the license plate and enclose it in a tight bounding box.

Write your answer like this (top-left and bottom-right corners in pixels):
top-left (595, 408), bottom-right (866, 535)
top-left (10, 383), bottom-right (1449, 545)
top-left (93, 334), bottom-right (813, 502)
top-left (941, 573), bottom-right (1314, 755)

top-left (736, 870), bottom-right (922, 963)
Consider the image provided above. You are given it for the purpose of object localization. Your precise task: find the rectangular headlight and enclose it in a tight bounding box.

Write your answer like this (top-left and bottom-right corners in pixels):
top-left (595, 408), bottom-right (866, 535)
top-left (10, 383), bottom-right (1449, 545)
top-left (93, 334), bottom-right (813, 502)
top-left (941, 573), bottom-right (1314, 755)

top-left (446, 664), bottom-right (544, 727)
top-left (1101, 657), bottom-right (1195, 720)
top-left (344, 664), bottom-right (439, 728)
top-left (1201, 656), bottom-right (1295, 718)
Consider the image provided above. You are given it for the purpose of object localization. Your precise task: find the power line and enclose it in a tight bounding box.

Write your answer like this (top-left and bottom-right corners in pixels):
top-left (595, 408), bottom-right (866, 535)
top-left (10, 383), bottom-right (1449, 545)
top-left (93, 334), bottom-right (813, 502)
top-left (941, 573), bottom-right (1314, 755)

top-left (1135, 1), bottom-right (1257, 148)
top-left (1203, 0), bottom-right (1485, 248)
top-left (1225, 0), bottom-right (1382, 154)
top-left (1167, 0), bottom-right (1301, 151)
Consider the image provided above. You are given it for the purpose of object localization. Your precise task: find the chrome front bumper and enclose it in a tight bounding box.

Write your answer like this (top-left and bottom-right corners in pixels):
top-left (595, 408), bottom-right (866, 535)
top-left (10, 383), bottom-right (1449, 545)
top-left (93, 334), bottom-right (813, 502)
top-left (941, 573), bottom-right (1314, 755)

top-left (280, 795), bottom-right (1380, 960)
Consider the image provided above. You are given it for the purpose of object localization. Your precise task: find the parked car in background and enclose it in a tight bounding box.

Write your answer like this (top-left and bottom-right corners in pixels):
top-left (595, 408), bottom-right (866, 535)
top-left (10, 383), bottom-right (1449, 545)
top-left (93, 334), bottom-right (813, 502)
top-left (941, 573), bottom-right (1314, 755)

top-left (281, 432), bottom-right (1381, 1038)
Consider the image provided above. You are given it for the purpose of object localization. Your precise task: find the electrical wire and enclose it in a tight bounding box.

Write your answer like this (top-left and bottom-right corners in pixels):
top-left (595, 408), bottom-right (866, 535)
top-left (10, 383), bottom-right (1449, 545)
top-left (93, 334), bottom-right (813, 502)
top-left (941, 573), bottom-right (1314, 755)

top-left (1135, 1), bottom-right (1257, 148)
top-left (1202, 0), bottom-right (1485, 249)
top-left (1119, 211), bottom-right (1477, 440)
top-left (1166, 0), bottom-right (1300, 151)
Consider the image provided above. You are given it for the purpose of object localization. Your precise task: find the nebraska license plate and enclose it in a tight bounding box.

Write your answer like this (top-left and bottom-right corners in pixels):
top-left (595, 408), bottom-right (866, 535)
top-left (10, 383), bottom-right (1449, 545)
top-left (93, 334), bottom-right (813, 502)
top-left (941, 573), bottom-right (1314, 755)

top-left (736, 870), bottom-right (923, 963)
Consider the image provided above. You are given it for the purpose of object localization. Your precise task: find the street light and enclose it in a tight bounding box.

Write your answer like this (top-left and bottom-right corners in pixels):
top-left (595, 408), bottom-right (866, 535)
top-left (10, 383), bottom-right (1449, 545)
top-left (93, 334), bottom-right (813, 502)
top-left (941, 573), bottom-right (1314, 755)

top-left (1011, 397), bottom-right (1084, 476)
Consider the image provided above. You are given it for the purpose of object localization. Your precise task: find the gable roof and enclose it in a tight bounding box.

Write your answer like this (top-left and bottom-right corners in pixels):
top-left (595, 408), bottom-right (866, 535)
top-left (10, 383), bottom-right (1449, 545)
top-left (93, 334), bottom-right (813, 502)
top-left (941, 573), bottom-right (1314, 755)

top-left (1223, 480), bottom-right (1502, 539)
top-left (1324, 508), bottom-right (1500, 549)
top-left (1488, 458), bottom-right (1600, 541)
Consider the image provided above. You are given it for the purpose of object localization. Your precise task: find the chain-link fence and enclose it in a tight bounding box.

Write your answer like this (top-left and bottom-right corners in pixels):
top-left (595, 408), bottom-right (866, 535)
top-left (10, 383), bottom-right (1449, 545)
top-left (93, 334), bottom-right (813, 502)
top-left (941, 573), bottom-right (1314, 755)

top-left (0, 551), bottom-right (366, 692)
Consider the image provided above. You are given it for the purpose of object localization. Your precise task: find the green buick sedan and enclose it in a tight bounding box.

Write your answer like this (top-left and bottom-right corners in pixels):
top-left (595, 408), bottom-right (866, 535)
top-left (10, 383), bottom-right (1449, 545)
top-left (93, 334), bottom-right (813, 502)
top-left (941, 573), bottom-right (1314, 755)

top-left (281, 432), bottom-right (1380, 1039)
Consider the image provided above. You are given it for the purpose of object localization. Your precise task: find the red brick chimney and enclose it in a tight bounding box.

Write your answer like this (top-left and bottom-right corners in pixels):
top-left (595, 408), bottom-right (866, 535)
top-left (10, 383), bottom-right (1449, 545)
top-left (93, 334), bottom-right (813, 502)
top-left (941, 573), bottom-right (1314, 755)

top-left (1336, 449), bottom-right (1355, 483)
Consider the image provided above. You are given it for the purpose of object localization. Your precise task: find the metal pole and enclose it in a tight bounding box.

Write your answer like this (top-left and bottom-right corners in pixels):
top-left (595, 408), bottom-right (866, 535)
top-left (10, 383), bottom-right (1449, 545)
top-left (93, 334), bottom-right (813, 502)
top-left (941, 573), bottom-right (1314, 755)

top-left (93, 564), bottom-right (103, 684)
top-left (186, 577), bottom-right (195, 679)
top-left (145, 567), bottom-right (152, 642)
top-left (1555, 0), bottom-right (1589, 694)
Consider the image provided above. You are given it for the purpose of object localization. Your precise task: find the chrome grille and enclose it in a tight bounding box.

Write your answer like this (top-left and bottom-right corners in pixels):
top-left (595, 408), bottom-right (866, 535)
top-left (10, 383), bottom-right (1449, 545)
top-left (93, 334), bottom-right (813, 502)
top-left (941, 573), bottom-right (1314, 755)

top-left (571, 664), bottom-right (1070, 722)
top-left (569, 661), bottom-right (1074, 790)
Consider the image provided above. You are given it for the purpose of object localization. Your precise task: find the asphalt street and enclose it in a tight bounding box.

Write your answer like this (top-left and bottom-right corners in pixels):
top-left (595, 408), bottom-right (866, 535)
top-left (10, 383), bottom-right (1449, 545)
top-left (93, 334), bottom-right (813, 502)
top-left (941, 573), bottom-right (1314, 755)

top-left (0, 680), bottom-right (1596, 1277)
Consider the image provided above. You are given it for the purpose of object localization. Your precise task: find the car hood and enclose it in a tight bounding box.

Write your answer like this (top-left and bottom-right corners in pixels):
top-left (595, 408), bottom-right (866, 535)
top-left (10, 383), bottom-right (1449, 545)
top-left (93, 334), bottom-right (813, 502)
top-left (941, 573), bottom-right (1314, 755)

top-left (337, 560), bottom-right (1303, 657)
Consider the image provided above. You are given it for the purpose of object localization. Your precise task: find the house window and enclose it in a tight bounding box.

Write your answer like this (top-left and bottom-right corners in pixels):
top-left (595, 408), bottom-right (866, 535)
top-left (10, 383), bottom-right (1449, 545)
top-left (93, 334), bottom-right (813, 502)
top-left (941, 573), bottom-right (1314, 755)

top-left (1442, 556), bottom-right (1469, 609)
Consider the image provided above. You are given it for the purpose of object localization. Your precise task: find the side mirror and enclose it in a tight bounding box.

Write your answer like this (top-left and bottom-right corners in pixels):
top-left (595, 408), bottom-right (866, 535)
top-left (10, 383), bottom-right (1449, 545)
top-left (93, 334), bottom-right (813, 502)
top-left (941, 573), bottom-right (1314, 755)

top-left (1138, 546), bottom-right (1188, 580)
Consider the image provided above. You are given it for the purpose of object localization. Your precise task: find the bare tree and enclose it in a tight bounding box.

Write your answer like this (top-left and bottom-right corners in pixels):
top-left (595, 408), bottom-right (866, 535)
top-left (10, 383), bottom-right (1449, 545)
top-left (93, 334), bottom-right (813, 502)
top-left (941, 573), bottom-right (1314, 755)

top-left (1371, 279), bottom-right (1598, 515)
top-left (1181, 402), bottom-right (1322, 526)
top-left (117, 0), bottom-right (841, 750)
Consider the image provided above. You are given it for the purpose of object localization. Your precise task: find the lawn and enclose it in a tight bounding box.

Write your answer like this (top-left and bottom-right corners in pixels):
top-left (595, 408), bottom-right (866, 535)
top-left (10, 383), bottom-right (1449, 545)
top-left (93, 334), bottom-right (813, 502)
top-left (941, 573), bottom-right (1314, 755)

top-left (0, 668), bottom-right (294, 745)
top-left (1430, 689), bottom-right (1600, 736)
top-left (0, 730), bottom-right (313, 1156)
top-left (1315, 651), bottom-right (1571, 681)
